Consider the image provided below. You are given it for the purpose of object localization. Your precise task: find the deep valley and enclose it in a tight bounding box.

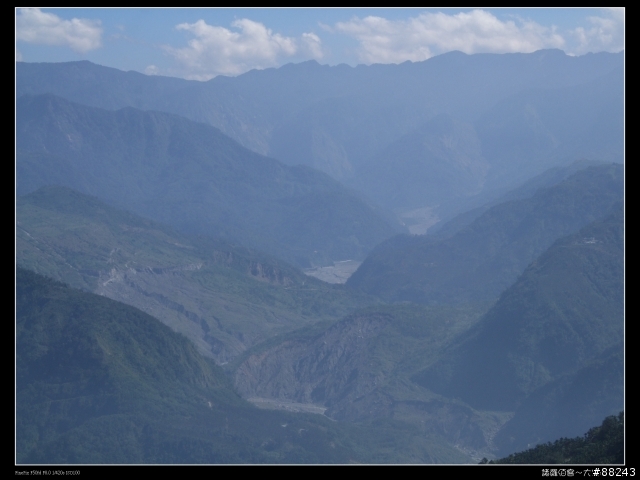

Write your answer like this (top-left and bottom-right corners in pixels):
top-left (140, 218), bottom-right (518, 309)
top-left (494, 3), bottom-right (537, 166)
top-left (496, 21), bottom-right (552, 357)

top-left (15, 43), bottom-right (624, 464)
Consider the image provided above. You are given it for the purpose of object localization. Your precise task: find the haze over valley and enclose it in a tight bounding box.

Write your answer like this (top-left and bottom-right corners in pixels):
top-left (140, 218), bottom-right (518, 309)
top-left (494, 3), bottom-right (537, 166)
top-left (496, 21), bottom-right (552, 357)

top-left (16, 8), bottom-right (624, 464)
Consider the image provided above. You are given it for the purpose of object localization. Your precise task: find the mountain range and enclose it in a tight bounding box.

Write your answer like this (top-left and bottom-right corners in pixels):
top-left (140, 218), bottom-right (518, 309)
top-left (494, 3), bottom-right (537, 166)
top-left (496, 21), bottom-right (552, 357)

top-left (347, 163), bottom-right (623, 305)
top-left (17, 267), bottom-right (472, 464)
top-left (17, 94), bottom-right (400, 268)
top-left (16, 49), bottom-right (624, 463)
top-left (17, 185), bottom-right (378, 363)
top-left (18, 49), bottom-right (623, 224)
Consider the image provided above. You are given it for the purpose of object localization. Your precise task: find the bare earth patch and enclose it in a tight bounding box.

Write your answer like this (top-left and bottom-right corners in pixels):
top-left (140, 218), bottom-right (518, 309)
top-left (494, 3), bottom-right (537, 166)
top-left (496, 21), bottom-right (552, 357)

top-left (398, 206), bottom-right (440, 235)
top-left (247, 397), bottom-right (328, 416)
top-left (303, 260), bottom-right (362, 284)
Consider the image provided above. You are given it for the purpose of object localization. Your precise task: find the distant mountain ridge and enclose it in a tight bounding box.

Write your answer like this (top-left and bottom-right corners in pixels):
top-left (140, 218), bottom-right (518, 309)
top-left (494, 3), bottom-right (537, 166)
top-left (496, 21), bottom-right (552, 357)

top-left (17, 50), bottom-right (623, 159)
top-left (347, 163), bottom-right (623, 305)
top-left (18, 50), bottom-right (623, 221)
top-left (351, 113), bottom-right (489, 211)
top-left (15, 49), bottom-right (625, 463)
top-left (17, 93), bottom-right (401, 268)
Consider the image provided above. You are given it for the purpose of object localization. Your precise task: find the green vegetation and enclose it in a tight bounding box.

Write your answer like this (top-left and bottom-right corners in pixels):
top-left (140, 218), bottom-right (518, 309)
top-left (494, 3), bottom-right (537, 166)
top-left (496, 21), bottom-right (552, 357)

top-left (16, 268), bottom-right (471, 464)
top-left (15, 54), bottom-right (624, 464)
top-left (416, 206), bottom-right (623, 412)
top-left (482, 412), bottom-right (624, 464)
top-left (17, 94), bottom-right (401, 268)
top-left (232, 301), bottom-right (501, 453)
top-left (348, 164), bottom-right (623, 305)
top-left (494, 346), bottom-right (623, 455)
top-left (17, 186), bottom-right (378, 363)
top-left (15, 181), bottom-right (624, 463)
top-left (17, 52), bottom-right (623, 207)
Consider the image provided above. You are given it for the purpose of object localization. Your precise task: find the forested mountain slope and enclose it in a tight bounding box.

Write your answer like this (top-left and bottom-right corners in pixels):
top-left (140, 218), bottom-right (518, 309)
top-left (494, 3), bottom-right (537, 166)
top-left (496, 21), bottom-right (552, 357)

top-left (17, 50), bottom-right (623, 223)
top-left (17, 94), bottom-right (401, 268)
top-left (348, 164), bottom-right (623, 305)
top-left (16, 268), bottom-right (471, 464)
top-left (17, 186), bottom-right (378, 363)
top-left (415, 206), bottom-right (624, 415)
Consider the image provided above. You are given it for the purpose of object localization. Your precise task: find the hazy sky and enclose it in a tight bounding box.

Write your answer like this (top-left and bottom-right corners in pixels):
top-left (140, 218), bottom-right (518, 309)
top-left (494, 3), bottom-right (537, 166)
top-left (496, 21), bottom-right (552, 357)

top-left (15, 8), bottom-right (624, 81)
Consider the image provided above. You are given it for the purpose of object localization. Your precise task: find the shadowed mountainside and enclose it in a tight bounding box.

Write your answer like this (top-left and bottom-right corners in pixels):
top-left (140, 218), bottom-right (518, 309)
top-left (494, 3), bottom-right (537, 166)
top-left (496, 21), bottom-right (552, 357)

top-left (17, 186), bottom-right (380, 363)
top-left (18, 51), bottom-right (623, 222)
top-left (347, 164), bottom-right (623, 305)
top-left (16, 267), bottom-right (472, 464)
top-left (414, 206), bottom-right (623, 415)
top-left (17, 94), bottom-right (401, 268)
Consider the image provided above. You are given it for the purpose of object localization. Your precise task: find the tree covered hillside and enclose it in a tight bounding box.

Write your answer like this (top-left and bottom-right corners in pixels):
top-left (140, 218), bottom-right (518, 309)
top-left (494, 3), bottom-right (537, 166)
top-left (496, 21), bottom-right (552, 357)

top-left (17, 94), bottom-right (401, 268)
top-left (16, 268), bottom-right (470, 464)
top-left (415, 205), bottom-right (623, 414)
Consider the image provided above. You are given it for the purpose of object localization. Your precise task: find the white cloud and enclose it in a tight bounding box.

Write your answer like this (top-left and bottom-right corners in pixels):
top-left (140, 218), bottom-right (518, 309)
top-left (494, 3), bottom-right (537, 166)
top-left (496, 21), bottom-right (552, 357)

top-left (302, 32), bottom-right (323, 59)
top-left (165, 18), bottom-right (323, 80)
top-left (145, 65), bottom-right (159, 75)
top-left (569, 8), bottom-right (624, 55)
top-left (16, 8), bottom-right (103, 53)
top-left (335, 10), bottom-right (565, 64)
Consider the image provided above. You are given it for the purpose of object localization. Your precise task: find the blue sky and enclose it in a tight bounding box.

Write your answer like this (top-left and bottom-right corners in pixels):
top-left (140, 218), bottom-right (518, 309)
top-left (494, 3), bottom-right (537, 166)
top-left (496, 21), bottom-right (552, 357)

top-left (16, 8), bottom-right (624, 81)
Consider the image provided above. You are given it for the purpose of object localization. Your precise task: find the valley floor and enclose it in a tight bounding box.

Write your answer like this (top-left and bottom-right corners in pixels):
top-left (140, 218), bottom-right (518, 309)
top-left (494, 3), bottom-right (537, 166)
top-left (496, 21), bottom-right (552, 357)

top-left (247, 397), bottom-right (329, 416)
top-left (304, 260), bottom-right (361, 284)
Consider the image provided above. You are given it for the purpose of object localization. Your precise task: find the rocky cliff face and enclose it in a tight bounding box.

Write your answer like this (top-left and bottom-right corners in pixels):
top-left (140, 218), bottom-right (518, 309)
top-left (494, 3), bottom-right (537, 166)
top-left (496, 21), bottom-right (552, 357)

top-left (235, 312), bottom-right (390, 407)
top-left (233, 305), bottom-right (504, 453)
top-left (94, 259), bottom-right (296, 361)
top-left (17, 186), bottom-right (370, 366)
top-left (94, 264), bottom-right (244, 362)
top-left (247, 261), bottom-right (294, 286)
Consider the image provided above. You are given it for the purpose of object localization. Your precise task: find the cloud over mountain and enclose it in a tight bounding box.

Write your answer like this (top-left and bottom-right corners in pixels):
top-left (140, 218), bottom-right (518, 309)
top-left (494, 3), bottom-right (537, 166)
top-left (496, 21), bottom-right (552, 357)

top-left (334, 10), bottom-right (565, 64)
top-left (165, 18), bottom-right (324, 80)
top-left (569, 8), bottom-right (624, 55)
